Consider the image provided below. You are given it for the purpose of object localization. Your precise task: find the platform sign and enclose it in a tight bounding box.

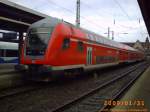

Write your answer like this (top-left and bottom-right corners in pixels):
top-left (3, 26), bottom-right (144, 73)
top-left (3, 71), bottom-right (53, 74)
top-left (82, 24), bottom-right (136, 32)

top-left (2, 32), bottom-right (17, 40)
top-left (87, 47), bottom-right (92, 65)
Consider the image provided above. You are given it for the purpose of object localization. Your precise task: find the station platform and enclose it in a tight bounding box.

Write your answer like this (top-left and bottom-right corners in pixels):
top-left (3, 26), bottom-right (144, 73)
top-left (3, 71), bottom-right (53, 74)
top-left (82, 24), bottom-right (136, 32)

top-left (112, 65), bottom-right (150, 111)
top-left (0, 63), bottom-right (17, 74)
top-left (0, 64), bottom-right (24, 90)
top-left (0, 63), bottom-right (17, 69)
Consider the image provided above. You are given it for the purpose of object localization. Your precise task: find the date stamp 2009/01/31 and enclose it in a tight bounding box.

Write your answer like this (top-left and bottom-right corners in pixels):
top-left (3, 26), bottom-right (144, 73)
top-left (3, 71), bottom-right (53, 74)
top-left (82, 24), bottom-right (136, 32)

top-left (103, 100), bottom-right (148, 112)
top-left (104, 99), bottom-right (145, 106)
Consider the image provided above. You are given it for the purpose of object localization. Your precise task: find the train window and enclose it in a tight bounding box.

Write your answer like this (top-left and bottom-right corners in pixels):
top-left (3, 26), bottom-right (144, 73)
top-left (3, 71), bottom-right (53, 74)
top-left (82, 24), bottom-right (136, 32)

top-left (26, 27), bottom-right (53, 53)
top-left (62, 38), bottom-right (70, 49)
top-left (87, 34), bottom-right (90, 40)
top-left (0, 50), bottom-right (4, 57)
top-left (99, 38), bottom-right (103, 44)
top-left (77, 41), bottom-right (83, 52)
top-left (98, 37), bottom-right (101, 43)
top-left (88, 34), bottom-right (92, 40)
top-left (5, 50), bottom-right (18, 57)
top-left (96, 36), bottom-right (98, 41)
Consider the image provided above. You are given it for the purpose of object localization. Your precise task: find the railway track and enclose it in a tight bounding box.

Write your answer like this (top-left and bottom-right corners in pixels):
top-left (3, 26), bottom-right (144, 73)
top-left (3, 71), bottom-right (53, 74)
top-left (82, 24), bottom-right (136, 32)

top-left (0, 82), bottom-right (44, 99)
top-left (0, 62), bottom-right (135, 99)
top-left (0, 61), bottom-right (148, 112)
top-left (51, 62), bottom-right (149, 112)
top-left (0, 62), bottom-right (140, 100)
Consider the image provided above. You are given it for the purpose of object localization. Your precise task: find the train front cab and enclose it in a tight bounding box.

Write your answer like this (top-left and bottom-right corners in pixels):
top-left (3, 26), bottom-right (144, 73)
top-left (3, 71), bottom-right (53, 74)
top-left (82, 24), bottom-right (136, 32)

top-left (21, 18), bottom-right (61, 77)
top-left (21, 19), bottom-right (86, 79)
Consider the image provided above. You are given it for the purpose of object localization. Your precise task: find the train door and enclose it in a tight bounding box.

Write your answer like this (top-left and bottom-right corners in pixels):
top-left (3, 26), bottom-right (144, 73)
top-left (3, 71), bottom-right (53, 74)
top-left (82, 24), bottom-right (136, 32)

top-left (87, 47), bottom-right (92, 65)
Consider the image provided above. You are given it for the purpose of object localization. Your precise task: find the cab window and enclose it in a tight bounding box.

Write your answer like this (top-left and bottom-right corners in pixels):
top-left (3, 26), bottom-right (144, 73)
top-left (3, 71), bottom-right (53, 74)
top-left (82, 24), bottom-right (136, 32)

top-left (62, 38), bottom-right (70, 49)
top-left (0, 50), bottom-right (4, 57)
top-left (77, 41), bottom-right (83, 52)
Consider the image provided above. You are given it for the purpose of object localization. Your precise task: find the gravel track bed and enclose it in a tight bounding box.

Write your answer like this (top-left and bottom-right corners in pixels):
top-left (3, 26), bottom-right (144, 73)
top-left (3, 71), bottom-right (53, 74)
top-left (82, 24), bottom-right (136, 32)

top-left (0, 62), bottom-right (145, 112)
top-left (61, 63), bottom-right (148, 112)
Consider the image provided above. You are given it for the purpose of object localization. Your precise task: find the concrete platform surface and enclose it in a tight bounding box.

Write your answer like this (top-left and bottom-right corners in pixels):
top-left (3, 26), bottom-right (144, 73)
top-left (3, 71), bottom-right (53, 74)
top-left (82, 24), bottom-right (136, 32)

top-left (0, 64), bottom-right (25, 90)
top-left (111, 65), bottom-right (150, 112)
top-left (0, 63), bottom-right (17, 69)
top-left (0, 63), bottom-right (17, 74)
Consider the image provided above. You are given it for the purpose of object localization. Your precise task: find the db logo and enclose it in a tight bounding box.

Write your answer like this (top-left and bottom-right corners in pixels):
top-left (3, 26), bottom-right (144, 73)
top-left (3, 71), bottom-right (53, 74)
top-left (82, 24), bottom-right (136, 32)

top-left (32, 60), bottom-right (35, 63)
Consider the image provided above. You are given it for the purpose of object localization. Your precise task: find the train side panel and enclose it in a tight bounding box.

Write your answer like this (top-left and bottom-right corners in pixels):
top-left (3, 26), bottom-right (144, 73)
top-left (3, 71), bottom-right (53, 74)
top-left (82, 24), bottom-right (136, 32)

top-left (20, 18), bottom-right (145, 76)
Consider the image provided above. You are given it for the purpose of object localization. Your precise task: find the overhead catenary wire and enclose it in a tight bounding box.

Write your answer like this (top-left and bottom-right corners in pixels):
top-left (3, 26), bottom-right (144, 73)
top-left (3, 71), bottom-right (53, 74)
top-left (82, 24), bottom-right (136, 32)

top-left (30, 0), bottom-right (147, 41)
top-left (81, 1), bottom-right (139, 30)
top-left (47, 0), bottom-right (108, 31)
top-left (112, 0), bottom-right (147, 40)
top-left (80, 0), bottom-right (147, 41)
top-left (113, 0), bottom-right (133, 22)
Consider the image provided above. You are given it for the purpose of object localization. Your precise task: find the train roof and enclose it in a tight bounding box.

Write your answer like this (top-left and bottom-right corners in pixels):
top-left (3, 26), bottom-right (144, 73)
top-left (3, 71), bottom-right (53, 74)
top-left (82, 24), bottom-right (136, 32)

top-left (0, 41), bottom-right (18, 50)
top-left (82, 29), bottom-right (138, 52)
top-left (63, 22), bottom-right (139, 52)
top-left (29, 17), bottom-right (62, 29)
top-left (56, 19), bottom-right (138, 52)
top-left (30, 17), bottom-right (139, 52)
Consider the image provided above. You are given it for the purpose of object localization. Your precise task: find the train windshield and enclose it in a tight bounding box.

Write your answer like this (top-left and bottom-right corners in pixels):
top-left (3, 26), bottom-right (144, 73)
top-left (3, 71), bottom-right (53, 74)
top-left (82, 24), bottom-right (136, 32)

top-left (26, 27), bottom-right (53, 56)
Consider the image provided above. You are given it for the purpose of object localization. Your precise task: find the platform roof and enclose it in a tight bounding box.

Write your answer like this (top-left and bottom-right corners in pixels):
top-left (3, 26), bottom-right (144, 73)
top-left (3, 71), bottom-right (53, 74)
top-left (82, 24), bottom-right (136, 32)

top-left (0, 0), bottom-right (49, 32)
top-left (138, 0), bottom-right (150, 36)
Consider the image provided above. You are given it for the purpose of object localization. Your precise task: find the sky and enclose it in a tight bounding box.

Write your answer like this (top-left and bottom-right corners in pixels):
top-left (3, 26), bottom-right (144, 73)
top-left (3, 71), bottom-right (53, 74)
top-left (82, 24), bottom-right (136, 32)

top-left (8, 0), bottom-right (149, 42)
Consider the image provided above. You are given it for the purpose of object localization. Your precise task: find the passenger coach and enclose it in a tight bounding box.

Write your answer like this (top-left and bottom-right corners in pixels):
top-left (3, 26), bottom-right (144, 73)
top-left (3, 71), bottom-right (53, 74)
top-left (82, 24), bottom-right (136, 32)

top-left (21, 17), bottom-right (144, 77)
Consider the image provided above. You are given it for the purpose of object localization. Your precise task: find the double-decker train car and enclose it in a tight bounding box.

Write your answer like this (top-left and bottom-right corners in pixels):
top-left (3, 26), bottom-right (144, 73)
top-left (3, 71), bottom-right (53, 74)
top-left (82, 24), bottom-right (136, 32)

top-left (21, 17), bottom-right (144, 78)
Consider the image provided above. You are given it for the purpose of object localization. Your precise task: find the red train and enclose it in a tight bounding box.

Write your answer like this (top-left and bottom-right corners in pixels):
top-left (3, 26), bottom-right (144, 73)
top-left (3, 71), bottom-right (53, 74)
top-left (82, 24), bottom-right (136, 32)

top-left (21, 18), bottom-right (144, 78)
